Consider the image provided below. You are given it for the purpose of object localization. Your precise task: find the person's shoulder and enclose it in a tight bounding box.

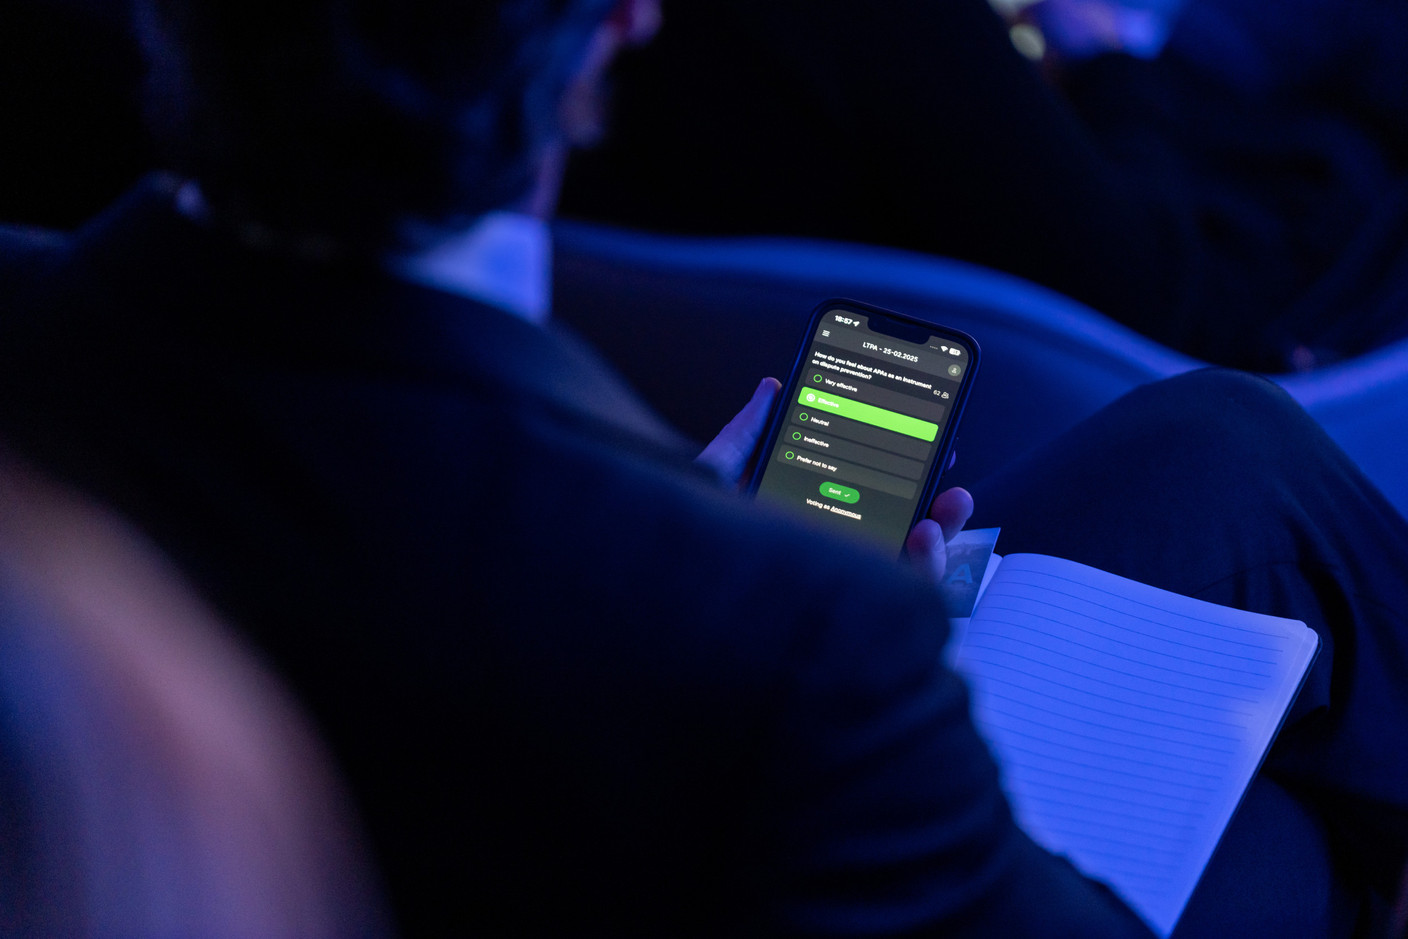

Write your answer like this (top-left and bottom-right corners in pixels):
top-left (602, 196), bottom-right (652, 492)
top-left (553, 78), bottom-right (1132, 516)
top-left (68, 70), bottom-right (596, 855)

top-left (495, 407), bottom-right (951, 676)
top-left (0, 176), bottom-right (185, 308)
top-left (0, 222), bottom-right (68, 260)
top-left (0, 222), bottom-right (69, 303)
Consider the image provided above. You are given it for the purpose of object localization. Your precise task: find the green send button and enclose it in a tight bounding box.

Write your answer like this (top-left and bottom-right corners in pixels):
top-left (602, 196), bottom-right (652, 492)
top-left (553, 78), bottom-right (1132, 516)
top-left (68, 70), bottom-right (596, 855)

top-left (819, 482), bottom-right (860, 504)
top-left (797, 387), bottom-right (938, 441)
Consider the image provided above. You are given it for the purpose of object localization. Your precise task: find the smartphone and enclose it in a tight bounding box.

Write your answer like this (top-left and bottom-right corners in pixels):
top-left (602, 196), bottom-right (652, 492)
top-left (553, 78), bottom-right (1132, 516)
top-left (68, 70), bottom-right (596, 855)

top-left (748, 298), bottom-right (978, 555)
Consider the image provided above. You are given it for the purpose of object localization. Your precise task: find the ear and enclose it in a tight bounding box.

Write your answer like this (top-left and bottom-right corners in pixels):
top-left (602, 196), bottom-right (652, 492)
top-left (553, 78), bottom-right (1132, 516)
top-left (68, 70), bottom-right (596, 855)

top-left (606, 0), bottom-right (662, 47)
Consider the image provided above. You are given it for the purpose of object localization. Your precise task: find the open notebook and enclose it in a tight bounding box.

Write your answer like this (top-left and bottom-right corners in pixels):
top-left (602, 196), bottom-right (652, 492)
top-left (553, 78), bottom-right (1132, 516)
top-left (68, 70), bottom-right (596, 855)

top-left (941, 536), bottom-right (1319, 937)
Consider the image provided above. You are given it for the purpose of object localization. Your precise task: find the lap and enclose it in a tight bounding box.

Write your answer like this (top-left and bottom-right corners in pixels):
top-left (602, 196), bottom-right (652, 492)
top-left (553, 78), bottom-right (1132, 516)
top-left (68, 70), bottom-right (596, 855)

top-left (973, 368), bottom-right (1408, 932)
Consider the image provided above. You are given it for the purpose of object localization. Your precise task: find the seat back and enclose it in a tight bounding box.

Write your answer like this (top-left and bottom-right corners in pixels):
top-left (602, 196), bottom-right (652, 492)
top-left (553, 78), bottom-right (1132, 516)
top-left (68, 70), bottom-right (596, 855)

top-left (1278, 340), bottom-right (1408, 518)
top-left (555, 222), bottom-right (1408, 515)
top-left (555, 221), bottom-right (1199, 492)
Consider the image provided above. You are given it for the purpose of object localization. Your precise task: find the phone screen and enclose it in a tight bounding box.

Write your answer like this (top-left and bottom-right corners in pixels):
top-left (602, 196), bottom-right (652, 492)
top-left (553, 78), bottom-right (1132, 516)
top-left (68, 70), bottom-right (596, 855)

top-left (751, 301), bottom-right (977, 553)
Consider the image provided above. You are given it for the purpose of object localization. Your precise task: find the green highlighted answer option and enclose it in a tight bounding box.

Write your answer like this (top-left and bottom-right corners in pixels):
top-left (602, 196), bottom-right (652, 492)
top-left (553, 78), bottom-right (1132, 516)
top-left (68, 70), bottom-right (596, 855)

top-left (819, 482), bottom-right (860, 504)
top-left (796, 388), bottom-right (938, 442)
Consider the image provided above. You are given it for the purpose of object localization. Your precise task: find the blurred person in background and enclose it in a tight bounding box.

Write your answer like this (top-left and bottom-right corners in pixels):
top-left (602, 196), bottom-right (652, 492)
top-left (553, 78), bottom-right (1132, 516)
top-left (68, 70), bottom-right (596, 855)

top-left (0, 446), bottom-right (388, 936)
top-left (561, 0), bottom-right (1408, 371)
top-left (10, 0), bottom-right (1408, 371)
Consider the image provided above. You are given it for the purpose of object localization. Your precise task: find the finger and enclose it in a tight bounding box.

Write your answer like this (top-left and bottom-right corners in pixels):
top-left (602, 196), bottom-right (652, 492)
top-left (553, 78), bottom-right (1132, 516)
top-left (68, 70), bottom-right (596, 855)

top-left (696, 378), bottom-right (782, 484)
top-left (904, 518), bottom-right (948, 582)
top-left (928, 487), bottom-right (974, 543)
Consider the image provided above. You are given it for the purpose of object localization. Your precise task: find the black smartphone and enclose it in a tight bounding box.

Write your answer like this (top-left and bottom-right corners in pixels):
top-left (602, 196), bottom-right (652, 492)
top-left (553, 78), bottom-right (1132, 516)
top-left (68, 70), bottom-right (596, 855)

top-left (748, 298), bottom-right (979, 555)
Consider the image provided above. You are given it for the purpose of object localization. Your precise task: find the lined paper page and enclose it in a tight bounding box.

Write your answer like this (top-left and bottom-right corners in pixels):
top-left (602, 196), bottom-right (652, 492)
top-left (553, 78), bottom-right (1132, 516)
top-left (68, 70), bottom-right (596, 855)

top-left (952, 554), bottom-right (1318, 937)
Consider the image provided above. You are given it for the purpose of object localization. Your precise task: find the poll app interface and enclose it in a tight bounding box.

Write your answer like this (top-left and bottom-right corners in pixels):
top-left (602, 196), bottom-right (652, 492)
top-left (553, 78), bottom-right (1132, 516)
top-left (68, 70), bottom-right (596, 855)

top-left (755, 308), bottom-right (972, 550)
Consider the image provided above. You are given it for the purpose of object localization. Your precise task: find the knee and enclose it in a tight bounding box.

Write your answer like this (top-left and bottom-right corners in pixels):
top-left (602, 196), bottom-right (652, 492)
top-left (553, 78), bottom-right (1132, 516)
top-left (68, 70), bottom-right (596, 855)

top-left (1133, 368), bottom-right (1295, 420)
top-left (1083, 368), bottom-right (1334, 506)
top-left (1121, 368), bottom-right (1315, 461)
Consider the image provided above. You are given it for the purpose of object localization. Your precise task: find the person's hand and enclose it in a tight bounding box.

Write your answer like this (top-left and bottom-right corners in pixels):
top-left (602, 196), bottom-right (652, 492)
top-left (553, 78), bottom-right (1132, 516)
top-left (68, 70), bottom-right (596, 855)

top-left (699, 378), bottom-right (973, 579)
top-left (696, 378), bottom-right (781, 488)
top-left (904, 487), bottom-right (975, 583)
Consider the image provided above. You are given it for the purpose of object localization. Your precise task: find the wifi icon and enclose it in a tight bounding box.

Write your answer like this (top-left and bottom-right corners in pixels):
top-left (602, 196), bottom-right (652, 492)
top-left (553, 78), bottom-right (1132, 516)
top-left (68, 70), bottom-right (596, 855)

top-left (940, 345), bottom-right (949, 352)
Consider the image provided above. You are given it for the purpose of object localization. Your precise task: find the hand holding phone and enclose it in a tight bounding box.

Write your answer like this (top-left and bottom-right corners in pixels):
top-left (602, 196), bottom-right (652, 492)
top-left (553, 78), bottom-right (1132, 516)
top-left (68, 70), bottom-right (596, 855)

top-left (696, 378), bottom-right (783, 487)
top-left (747, 299), bottom-right (979, 557)
top-left (905, 486), bottom-right (976, 582)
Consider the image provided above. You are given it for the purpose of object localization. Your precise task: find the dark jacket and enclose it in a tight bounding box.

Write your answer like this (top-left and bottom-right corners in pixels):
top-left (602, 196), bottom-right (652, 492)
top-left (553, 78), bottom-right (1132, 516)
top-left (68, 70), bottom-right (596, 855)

top-left (0, 178), bottom-right (1150, 936)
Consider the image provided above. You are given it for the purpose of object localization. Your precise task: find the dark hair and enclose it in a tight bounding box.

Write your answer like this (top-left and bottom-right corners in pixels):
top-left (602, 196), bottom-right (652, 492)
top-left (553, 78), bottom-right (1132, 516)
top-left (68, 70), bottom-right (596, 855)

top-left (136, 0), bottom-right (616, 247)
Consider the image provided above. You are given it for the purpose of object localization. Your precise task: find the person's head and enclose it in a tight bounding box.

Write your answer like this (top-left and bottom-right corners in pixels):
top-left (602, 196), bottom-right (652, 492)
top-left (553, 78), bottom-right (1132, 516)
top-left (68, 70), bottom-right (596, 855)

top-left (135, 0), bottom-right (658, 248)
